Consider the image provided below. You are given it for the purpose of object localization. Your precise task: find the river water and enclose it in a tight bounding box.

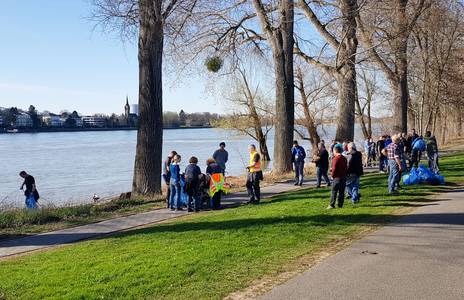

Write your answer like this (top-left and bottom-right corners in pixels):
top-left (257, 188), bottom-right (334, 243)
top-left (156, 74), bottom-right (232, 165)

top-left (0, 126), bottom-right (376, 207)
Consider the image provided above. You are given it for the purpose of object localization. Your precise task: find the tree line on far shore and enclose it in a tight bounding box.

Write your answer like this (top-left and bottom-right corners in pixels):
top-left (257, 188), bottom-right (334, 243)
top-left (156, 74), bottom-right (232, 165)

top-left (0, 106), bottom-right (219, 129)
top-left (90, 0), bottom-right (464, 199)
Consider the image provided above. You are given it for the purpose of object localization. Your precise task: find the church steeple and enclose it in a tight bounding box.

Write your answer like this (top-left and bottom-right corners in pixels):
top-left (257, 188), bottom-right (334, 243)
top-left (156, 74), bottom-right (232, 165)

top-left (124, 95), bottom-right (130, 118)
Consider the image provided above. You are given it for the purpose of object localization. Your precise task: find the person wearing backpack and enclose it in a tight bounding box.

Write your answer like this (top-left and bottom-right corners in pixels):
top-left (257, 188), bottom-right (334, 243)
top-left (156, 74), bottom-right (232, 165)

top-left (424, 131), bottom-right (439, 173)
top-left (291, 140), bottom-right (306, 186)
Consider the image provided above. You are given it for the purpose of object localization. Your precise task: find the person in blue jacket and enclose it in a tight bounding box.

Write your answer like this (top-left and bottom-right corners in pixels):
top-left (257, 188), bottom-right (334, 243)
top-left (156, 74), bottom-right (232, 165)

top-left (411, 135), bottom-right (425, 168)
top-left (169, 154), bottom-right (183, 211)
top-left (291, 140), bottom-right (306, 186)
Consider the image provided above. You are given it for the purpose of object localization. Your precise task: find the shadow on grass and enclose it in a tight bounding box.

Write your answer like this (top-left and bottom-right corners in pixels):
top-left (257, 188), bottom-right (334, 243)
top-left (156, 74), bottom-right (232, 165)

top-left (2, 209), bottom-right (464, 249)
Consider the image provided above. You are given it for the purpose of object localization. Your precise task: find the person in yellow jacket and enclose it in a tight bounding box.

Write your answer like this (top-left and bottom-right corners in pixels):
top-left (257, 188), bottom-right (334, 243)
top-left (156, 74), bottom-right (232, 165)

top-left (246, 144), bottom-right (263, 204)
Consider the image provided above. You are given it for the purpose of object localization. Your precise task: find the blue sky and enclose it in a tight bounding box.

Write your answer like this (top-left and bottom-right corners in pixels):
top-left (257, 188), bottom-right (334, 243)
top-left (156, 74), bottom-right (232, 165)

top-left (0, 0), bottom-right (220, 115)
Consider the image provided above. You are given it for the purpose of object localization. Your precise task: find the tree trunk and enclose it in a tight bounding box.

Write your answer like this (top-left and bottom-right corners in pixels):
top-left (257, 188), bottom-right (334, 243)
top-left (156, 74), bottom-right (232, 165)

top-left (334, 0), bottom-right (358, 142)
top-left (132, 0), bottom-right (163, 197)
top-left (272, 0), bottom-right (295, 173)
top-left (355, 93), bottom-right (369, 139)
top-left (392, 0), bottom-right (409, 134)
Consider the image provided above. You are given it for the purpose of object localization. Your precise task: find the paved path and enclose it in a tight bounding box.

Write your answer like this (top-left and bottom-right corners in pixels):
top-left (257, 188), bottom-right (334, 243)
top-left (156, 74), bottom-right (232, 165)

top-left (260, 189), bottom-right (464, 300)
top-left (0, 180), bottom-right (312, 259)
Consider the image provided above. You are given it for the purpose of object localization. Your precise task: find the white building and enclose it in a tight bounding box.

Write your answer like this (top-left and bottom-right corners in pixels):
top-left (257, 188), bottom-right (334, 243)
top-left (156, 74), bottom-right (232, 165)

top-left (42, 115), bottom-right (63, 127)
top-left (130, 104), bottom-right (139, 116)
top-left (15, 113), bottom-right (33, 128)
top-left (82, 116), bottom-right (106, 128)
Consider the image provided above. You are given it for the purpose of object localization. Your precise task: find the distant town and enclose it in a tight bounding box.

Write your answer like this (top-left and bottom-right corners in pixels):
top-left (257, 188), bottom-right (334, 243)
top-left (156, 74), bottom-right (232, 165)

top-left (0, 97), bottom-right (221, 133)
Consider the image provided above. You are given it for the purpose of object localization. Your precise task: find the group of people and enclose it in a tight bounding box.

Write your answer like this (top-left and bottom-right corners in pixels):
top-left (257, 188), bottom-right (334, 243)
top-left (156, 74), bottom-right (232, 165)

top-left (361, 129), bottom-right (440, 174)
top-left (18, 130), bottom-right (440, 211)
top-left (162, 142), bottom-right (263, 212)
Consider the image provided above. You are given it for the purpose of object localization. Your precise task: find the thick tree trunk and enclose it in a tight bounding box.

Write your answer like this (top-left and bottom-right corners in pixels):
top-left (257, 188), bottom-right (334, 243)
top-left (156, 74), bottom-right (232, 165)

top-left (334, 0), bottom-right (358, 142)
top-left (132, 0), bottom-right (163, 197)
top-left (392, 0), bottom-right (409, 134)
top-left (272, 0), bottom-right (295, 173)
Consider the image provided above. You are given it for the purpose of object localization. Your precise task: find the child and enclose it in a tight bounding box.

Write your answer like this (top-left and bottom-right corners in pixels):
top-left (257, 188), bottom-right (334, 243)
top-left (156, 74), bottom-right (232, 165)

top-left (169, 154), bottom-right (182, 211)
top-left (184, 156), bottom-right (202, 212)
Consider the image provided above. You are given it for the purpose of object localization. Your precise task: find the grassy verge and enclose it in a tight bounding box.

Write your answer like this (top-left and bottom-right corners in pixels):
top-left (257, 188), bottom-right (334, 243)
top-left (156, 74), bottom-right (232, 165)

top-left (0, 197), bottom-right (165, 240)
top-left (0, 152), bottom-right (462, 300)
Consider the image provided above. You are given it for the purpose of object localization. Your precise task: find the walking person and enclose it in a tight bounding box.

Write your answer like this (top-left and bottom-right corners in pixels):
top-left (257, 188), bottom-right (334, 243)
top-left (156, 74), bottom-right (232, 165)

top-left (313, 142), bottom-right (331, 188)
top-left (346, 143), bottom-right (363, 204)
top-left (424, 131), bottom-right (439, 173)
top-left (212, 142), bottom-right (228, 174)
top-left (328, 145), bottom-right (347, 209)
top-left (206, 158), bottom-right (223, 210)
top-left (19, 171), bottom-right (39, 209)
top-left (169, 154), bottom-right (183, 211)
top-left (384, 135), bottom-right (403, 195)
top-left (184, 156), bottom-right (202, 212)
top-left (163, 151), bottom-right (177, 208)
top-left (246, 144), bottom-right (262, 204)
top-left (291, 140), bottom-right (306, 186)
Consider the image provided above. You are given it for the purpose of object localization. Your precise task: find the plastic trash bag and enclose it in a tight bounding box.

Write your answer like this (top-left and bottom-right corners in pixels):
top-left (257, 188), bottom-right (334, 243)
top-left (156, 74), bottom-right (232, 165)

top-left (417, 164), bottom-right (435, 182)
top-left (403, 167), bottom-right (420, 185)
top-left (179, 176), bottom-right (188, 205)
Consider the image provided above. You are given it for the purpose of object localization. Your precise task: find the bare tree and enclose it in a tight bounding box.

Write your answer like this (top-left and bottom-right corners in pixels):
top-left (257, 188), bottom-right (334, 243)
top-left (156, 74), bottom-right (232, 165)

top-left (215, 66), bottom-right (273, 161)
top-left (357, 0), bottom-right (429, 133)
top-left (355, 66), bottom-right (378, 139)
top-left (91, 0), bottom-right (201, 197)
top-left (295, 0), bottom-right (359, 142)
top-left (294, 66), bottom-right (336, 151)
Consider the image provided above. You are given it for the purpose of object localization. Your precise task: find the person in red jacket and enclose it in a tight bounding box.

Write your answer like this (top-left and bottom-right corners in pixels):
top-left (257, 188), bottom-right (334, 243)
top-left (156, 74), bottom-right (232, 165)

top-left (328, 145), bottom-right (348, 209)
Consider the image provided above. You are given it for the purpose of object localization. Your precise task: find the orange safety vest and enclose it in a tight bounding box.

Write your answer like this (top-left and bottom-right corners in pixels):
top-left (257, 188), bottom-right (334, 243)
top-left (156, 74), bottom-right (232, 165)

top-left (209, 173), bottom-right (230, 197)
top-left (249, 151), bottom-right (261, 173)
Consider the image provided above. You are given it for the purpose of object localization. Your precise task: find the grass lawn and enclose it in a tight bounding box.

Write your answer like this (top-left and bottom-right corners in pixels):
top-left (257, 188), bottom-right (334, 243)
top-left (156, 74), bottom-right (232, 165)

top-left (0, 153), bottom-right (462, 300)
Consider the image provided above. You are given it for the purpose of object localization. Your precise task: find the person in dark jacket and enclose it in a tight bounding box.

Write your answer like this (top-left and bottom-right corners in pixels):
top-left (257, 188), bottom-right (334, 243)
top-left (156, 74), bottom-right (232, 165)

top-left (291, 140), bottom-right (306, 186)
top-left (20, 171), bottom-right (39, 209)
top-left (314, 142), bottom-right (331, 188)
top-left (345, 143), bottom-right (363, 204)
top-left (424, 131), bottom-right (439, 173)
top-left (184, 156), bottom-right (202, 212)
top-left (328, 145), bottom-right (348, 209)
top-left (206, 158), bottom-right (223, 210)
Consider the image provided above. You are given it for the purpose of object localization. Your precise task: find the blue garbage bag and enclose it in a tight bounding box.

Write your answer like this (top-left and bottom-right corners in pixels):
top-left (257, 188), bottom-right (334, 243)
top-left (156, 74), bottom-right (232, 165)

top-left (431, 174), bottom-right (445, 185)
top-left (417, 164), bottom-right (435, 182)
top-left (403, 167), bottom-right (420, 185)
top-left (179, 176), bottom-right (188, 205)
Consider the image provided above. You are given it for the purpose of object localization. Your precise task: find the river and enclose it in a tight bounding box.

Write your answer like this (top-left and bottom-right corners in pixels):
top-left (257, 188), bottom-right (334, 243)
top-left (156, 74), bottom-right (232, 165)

top-left (0, 126), bottom-right (377, 207)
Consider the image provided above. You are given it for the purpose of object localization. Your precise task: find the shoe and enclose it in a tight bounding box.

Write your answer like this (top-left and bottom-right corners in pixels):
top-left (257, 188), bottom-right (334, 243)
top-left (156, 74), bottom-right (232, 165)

top-left (299, 183), bottom-right (303, 186)
top-left (246, 199), bottom-right (255, 204)
top-left (327, 183), bottom-right (331, 187)
top-left (389, 191), bottom-right (400, 195)
top-left (170, 208), bottom-right (175, 211)
top-left (187, 208), bottom-right (194, 212)
top-left (326, 205), bottom-right (335, 209)
top-left (294, 182), bottom-right (299, 186)
top-left (316, 185), bottom-right (321, 188)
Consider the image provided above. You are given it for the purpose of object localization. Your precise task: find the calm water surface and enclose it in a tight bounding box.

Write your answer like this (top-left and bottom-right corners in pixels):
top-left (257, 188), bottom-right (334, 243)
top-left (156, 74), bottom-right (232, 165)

top-left (0, 126), bottom-right (376, 207)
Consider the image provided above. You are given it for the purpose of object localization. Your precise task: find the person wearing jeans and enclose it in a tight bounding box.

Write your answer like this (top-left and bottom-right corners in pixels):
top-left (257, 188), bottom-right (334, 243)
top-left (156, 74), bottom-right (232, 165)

top-left (328, 145), bottom-right (347, 209)
top-left (169, 154), bottom-right (183, 211)
top-left (314, 143), bottom-right (331, 188)
top-left (291, 140), bottom-right (306, 186)
top-left (185, 156), bottom-right (202, 212)
top-left (385, 135), bottom-right (403, 194)
top-left (346, 142), bottom-right (363, 204)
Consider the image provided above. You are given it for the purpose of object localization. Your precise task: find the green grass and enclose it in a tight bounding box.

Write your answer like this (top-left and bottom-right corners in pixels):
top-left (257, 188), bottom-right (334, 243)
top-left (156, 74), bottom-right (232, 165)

top-left (0, 197), bottom-right (165, 240)
top-left (0, 153), bottom-right (463, 300)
